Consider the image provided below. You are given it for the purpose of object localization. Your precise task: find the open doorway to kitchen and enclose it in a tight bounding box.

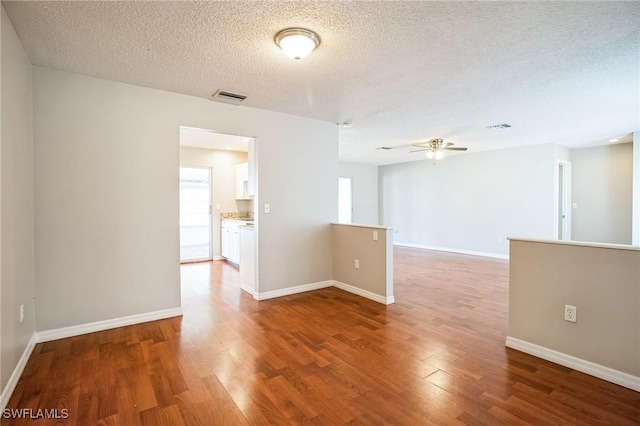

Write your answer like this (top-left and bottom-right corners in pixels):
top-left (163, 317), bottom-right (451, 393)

top-left (179, 126), bottom-right (256, 293)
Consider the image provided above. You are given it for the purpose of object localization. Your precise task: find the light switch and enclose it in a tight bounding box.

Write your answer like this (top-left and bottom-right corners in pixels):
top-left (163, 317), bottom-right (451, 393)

top-left (215, 203), bottom-right (221, 211)
top-left (264, 203), bottom-right (270, 214)
top-left (572, 203), bottom-right (578, 209)
top-left (373, 230), bottom-right (378, 241)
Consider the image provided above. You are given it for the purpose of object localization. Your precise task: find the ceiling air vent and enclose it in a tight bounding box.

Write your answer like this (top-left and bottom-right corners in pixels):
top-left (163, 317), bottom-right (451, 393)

top-left (486, 123), bottom-right (512, 129)
top-left (377, 146), bottom-right (392, 150)
top-left (211, 90), bottom-right (247, 105)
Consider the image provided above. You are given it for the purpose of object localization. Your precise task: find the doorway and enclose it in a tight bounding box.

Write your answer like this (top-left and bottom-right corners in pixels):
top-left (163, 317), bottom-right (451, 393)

top-left (179, 167), bottom-right (212, 262)
top-left (556, 161), bottom-right (572, 240)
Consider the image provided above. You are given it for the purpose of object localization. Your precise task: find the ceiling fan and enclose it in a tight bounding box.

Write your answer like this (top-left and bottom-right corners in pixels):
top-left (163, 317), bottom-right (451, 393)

top-left (410, 138), bottom-right (468, 160)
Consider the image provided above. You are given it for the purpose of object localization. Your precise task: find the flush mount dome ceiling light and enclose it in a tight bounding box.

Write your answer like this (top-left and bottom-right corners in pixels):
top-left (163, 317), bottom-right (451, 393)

top-left (275, 28), bottom-right (320, 60)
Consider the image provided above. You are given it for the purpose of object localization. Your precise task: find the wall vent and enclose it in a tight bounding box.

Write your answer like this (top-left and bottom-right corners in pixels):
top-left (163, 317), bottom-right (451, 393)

top-left (486, 123), bottom-right (512, 129)
top-left (211, 90), bottom-right (247, 105)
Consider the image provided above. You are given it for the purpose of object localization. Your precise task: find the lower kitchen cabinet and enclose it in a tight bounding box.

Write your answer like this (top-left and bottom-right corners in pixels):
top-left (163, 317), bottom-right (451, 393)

top-left (221, 219), bottom-right (248, 265)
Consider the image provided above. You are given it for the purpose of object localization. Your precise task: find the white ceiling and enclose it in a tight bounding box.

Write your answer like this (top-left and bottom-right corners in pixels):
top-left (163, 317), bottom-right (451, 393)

top-left (4, 1), bottom-right (639, 165)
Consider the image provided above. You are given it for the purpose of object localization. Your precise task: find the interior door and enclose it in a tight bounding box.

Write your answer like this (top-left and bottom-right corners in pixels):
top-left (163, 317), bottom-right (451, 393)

top-left (179, 167), bottom-right (212, 262)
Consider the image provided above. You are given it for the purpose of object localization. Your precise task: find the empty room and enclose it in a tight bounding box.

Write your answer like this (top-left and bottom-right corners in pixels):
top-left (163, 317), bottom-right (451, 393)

top-left (1, 1), bottom-right (639, 425)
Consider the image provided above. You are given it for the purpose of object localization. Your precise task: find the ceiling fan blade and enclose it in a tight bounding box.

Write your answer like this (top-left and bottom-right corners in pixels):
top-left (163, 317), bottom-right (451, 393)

top-left (409, 149), bottom-right (429, 153)
top-left (443, 147), bottom-right (468, 151)
top-left (443, 142), bottom-right (454, 147)
top-left (411, 144), bottom-right (429, 148)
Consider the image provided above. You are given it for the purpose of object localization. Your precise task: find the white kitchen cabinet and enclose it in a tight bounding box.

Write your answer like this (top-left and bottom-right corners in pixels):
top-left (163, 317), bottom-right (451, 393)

top-left (229, 227), bottom-right (239, 263)
top-left (240, 225), bottom-right (256, 296)
top-left (221, 225), bottom-right (230, 259)
top-left (221, 219), bottom-right (248, 265)
top-left (235, 162), bottom-right (250, 200)
top-left (247, 139), bottom-right (255, 197)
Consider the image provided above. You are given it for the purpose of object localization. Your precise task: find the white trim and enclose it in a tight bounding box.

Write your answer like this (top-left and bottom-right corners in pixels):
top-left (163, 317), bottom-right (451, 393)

top-left (180, 258), bottom-right (214, 264)
top-left (212, 255), bottom-right (224, 261)
top-left (255, 280), bottom-right (332, 301)
top-left (505, 336), bottom-right (640, 392)
top-left (1, 333), bottom-right (37, 411)
top-left (333, 280), bottom-right (394, 305)
top-left (35, 308), bottom-right (183, 343)
top-left (394, 242), bottom-right (509, 260)
top-left (240, 284), bottom-right (258, 298)
top-left (508, 237), bottom-right (640, 252)
top-left (331, 222), bottom-right (392, 231)
top-left (255, 279), bottom-right (394, 305)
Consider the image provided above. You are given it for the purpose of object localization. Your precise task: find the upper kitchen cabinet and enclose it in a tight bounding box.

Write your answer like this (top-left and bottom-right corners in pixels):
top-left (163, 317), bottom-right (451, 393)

top-left (236, 140), bottom-right (255, 200)
top-left (236, 162), bottom-right (250, 199)
top-left (247, 139), bottom-right (255, 197)
top-left (235, 162), bottom-right (247, 199)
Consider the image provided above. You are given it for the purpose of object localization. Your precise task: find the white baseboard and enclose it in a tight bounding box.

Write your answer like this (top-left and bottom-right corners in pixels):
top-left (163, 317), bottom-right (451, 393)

top-left (36, 307), bottom-right (183, 343)
top-left (0, 333), bottom-right (37, 411)
top-left (255, 279), bottom-right (395, 305)
top-left (240, 283), bottom-right (258, 298)
top-left (505, 336), bottom-right (640, 392)
top-left (333, 280), bottom-right (394, 305)
top-left (394, 242), bottom-right (509, 260)
top-left (212, 255), bottom-right (224, 261)
top-left (255, 280), bottom-right (333, 301)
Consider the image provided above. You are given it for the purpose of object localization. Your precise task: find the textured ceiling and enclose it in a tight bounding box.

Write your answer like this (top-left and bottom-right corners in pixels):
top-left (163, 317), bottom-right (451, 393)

top-left (3, 1), bottom-right (639, 165)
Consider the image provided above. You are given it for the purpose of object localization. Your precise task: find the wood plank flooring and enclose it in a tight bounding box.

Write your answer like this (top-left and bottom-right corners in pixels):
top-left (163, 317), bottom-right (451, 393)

top-left (4, 247), bottom-right (640, 425)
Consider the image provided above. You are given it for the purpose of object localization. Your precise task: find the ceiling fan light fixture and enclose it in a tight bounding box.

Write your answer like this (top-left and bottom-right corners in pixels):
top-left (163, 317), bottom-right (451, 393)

top-left (275, 28), bottom-right (320, 60)
top-left (435, 150), bottom-right (444, 160)
top-left (426, 151), bottom-right (434, 159)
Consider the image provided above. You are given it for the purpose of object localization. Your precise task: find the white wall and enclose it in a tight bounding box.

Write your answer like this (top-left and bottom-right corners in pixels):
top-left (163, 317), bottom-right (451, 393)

top-left (571, 143), bottom-right (633, 244)
top-left (379, 144), bottom-right (557, 256)
top-left (33, 66), bottom-right (337, 330)
top-left (256, 117), bottom-right (337, 293)
top-left (180, 147), bottom-right (249, 258)
top-left (339, 162), bottom-right (379, 225)
top-left (1, 6), bottom-right (36, 392)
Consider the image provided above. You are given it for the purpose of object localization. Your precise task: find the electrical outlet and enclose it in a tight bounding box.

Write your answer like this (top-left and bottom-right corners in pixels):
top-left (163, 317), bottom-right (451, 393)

top-left (264, 203), bottom-right (270, 214)
top-left (20, 304), bottom-right (24, 323)
top-left (564, 305), bottom-right (577, 322)
top-left (354, 259), bottom-right (360, 269)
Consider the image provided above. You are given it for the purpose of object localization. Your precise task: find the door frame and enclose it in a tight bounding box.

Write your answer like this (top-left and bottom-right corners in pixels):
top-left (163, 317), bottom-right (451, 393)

top-left (555, 160), bottom-right (572, 240)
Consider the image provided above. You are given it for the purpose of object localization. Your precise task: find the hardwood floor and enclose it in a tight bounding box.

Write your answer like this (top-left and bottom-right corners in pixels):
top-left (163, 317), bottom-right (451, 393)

top-left (4, 247), bottom-right (640, 425)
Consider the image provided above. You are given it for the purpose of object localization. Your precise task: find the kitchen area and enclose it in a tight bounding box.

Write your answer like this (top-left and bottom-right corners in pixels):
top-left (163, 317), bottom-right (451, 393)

top-left (179, 126), bottom-right (256, 294)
